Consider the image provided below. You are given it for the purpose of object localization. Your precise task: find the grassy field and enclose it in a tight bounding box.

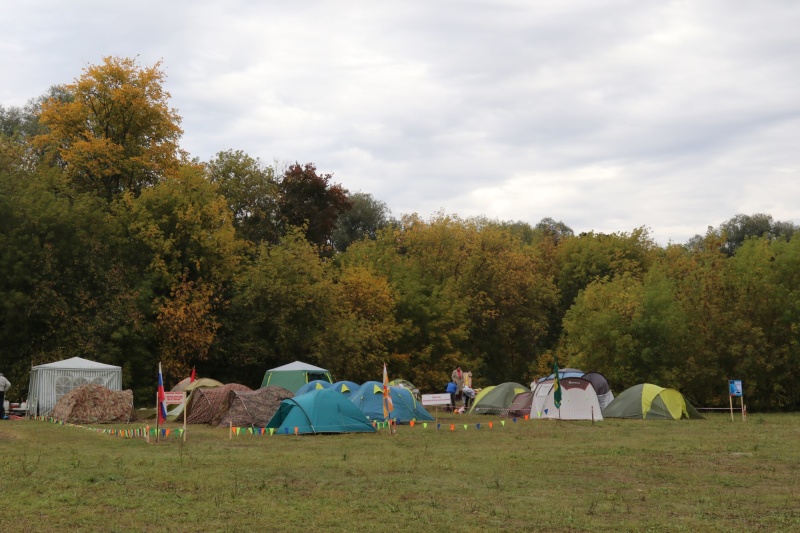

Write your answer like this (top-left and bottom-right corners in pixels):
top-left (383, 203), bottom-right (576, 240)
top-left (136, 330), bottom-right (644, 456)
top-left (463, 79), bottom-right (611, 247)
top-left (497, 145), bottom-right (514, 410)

top-left (1, 411), bottom-right (798, 532)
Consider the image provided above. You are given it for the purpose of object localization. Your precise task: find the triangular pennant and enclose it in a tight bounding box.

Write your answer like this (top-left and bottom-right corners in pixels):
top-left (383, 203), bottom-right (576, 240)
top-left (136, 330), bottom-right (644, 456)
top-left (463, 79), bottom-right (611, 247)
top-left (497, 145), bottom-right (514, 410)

top-left (489, 422), bottom-right (493, 429)
top-left (501, 421), bottom-right (506, 427)
top-left (409, 420), bottom-right (415, 427)
top-left (423, 423), bottom-right (428, 429)
top-left (450, 424), bottom-right (455, 431)
top-left (463, 424), bottom-right (468, 430)
top-left (524, 415), bottom-right (529, 421)
top-left (512, 418), bottom-right (517, 423)
top-left (269, 428), bottom-right (275, 435)
top-left (476, 423), bottom-right (481, 429)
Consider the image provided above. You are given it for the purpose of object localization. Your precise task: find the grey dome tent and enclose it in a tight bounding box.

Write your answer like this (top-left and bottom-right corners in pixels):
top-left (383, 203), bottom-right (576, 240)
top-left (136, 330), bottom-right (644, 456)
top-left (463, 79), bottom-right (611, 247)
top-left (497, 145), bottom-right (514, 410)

top-left (28, 357), bottom-right (122, 417)
top-left (582, 372), bottom-right (615, 410)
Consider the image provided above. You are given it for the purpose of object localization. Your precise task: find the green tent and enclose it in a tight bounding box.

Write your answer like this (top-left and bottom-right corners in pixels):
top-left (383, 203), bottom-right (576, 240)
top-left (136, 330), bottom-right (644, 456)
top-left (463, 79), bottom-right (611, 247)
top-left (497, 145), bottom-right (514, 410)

top-left (602, 383), bottom-right (704, 420)
top-left (266, 388), bottom-right (376, 435)
top-left (260, 361), bottom-right (333, 393)
top-left (469, 382), bottom-right (530, 415)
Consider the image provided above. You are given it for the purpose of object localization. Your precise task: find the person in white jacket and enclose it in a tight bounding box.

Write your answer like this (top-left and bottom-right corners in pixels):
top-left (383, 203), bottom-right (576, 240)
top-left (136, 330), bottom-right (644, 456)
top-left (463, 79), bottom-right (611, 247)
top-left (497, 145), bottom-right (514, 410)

top-left (0, 373), bottom-right (10, 419)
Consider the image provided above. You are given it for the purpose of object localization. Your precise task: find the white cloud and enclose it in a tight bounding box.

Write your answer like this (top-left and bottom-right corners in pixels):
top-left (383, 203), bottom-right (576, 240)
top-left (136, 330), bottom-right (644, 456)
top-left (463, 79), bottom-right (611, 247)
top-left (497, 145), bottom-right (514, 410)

top-left (2, 0), bottom-right (798, 244)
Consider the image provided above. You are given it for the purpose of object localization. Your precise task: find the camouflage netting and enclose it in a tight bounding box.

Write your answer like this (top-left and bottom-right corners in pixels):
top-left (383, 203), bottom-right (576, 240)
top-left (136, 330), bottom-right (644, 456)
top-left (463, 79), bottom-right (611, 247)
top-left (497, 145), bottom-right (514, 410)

top-left (51, 384), bottom-right (135, 424)
top-left (186, 383), bottom-right (251, 424)
top-left (213, 386), bottom-right (295, 428)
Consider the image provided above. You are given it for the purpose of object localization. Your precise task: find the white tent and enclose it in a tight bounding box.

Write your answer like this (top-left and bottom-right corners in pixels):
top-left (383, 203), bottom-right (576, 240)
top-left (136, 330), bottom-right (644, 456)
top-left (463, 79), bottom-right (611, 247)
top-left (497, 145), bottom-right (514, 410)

top-left (531, 377), bottom-right (603, 421)
top-left (27, 357), bottom-right (122, 417)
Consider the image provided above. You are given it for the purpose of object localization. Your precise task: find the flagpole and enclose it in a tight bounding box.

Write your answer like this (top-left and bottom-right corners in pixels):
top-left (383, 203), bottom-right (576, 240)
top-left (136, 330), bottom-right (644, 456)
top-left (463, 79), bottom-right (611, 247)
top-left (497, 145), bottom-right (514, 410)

top-left (155, 388), bottom-right (160, 443)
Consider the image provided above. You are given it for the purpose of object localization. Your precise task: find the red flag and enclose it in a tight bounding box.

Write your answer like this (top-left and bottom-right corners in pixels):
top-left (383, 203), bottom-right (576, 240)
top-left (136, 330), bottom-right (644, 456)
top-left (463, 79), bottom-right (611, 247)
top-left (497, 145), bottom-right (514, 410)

top-left (157, 363), bottom-right (167, 424)
top-left (382, 363), bottom-right (394, 419)
top-left (190, 367), bottom-right (196, 383)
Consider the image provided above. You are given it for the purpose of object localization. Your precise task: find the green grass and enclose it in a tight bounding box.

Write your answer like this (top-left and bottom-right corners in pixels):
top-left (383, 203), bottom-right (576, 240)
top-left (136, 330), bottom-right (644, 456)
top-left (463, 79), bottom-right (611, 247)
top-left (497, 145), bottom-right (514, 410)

top-left (1, 412), bottom-right (799, 532)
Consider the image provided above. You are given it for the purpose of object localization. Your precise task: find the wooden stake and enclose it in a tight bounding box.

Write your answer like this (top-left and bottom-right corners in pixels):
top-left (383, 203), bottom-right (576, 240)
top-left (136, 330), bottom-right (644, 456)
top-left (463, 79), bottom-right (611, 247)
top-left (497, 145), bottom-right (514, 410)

top-left (729, 395), bottom-right (734, 422)
top-left (183, 392), bottom-right (187, 442)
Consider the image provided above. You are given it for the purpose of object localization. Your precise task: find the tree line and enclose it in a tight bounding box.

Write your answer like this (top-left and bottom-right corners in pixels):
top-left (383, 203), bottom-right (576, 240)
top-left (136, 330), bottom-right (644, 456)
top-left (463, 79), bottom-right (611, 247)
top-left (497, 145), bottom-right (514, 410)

top-left (1, 57), bottom-right (798, 410)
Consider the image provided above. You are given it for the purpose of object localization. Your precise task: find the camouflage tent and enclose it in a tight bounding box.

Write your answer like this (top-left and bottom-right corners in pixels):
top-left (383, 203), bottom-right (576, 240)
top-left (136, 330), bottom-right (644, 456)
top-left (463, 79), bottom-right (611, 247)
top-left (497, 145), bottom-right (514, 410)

top-left (214, 386), bottom-right (295, 428)
top-left (186, 384), bottom-right (251, 424)
top-left (51, 384), bottom-right (135, 424)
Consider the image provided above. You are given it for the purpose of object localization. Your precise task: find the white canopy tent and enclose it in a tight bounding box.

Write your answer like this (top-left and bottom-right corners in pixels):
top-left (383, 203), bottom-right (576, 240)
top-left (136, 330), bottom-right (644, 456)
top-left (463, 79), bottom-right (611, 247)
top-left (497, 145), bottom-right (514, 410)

top-left (28, 357), bottom-right (122, 417)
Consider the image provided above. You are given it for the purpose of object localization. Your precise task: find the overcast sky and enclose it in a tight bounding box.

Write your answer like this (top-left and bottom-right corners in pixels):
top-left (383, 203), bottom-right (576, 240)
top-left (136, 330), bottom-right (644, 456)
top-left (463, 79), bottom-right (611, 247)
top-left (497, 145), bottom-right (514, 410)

top-left (2, 1), bottom-right (798, 244)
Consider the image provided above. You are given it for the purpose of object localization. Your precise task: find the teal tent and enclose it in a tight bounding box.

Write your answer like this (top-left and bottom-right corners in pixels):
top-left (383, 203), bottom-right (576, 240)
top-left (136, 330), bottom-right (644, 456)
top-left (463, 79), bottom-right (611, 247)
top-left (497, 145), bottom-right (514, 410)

top-left (260, 361), bottom-right (333, 393)
top-left (350, 381), bottom-right (435, 423)
top-left (329, 381), bottom-right (359, 398)
top-left (295, 380), bottom-right (334, 395)
top-left (469, 382), bottom-right (530, 415)
top-left (265, 388), bottom-right (376, 435)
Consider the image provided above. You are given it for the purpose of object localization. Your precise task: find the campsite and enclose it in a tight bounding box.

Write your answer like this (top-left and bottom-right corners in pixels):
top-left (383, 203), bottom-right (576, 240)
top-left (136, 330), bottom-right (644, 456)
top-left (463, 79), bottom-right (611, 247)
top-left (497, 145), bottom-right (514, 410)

top-left (1, 412), bottom-right (798, 531)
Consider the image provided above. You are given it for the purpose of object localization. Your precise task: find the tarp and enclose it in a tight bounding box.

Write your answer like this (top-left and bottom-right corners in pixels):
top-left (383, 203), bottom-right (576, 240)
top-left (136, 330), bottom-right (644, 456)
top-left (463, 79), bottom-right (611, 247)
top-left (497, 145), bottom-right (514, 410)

top-left (214, 386), bottom-right (294, 428)
top-left (350, 381), bottom-right (435, 423)
top-left (532, 377), bottom-right (603, 421)
top-left (602, 383), bottom-right (704, 420)
top-left (260, 361), bottom-right (333, 393)
top-left (50, 384), bottom-right (135, 424)
top-left (166, 378), bottom-right (224, 421)
top-left (266, 388), bottom-right (376, 435)
top-left (186, 384), bottom-right (252, 424)
top-left (27, 357), bottom-right (122, 417)
top-left (469, 382), bottom-right (530, 415)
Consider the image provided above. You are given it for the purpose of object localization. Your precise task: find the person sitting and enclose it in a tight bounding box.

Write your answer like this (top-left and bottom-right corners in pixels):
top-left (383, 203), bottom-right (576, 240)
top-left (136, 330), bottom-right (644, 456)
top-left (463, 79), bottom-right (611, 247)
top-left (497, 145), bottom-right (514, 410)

top-left (462, 385), bottom-right (476, 409)
top-left (446, 381), bottom-right (458, 410)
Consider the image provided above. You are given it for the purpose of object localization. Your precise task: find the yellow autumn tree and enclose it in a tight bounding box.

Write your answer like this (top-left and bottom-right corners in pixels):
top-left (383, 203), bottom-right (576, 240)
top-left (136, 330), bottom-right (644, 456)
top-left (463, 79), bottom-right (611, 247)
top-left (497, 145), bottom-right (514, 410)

top-left (36, 56), bottom-right (184, 200)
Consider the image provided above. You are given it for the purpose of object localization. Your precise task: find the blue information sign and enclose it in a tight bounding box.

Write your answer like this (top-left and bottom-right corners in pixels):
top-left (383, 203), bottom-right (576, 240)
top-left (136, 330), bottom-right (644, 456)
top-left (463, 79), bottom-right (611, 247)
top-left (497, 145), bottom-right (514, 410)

top-left (729, 380), bottom-right (743, 397)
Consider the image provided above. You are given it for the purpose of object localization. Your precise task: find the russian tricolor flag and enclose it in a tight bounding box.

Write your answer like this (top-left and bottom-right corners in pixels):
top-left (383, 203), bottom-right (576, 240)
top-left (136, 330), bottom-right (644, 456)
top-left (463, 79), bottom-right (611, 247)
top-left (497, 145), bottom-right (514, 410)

top-left (157, 362), bottom-right (167, 424)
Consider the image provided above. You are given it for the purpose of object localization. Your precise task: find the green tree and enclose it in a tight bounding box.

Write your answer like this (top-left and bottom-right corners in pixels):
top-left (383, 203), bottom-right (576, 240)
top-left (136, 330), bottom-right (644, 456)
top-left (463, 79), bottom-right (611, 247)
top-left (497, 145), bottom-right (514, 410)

top-left (111, 163), bottom-right (242, 386)
top-left (332, 192), bottom-right (391, 252)
top-left (206, 149), bottom-right (279, 245)
top-left (0, 154), bottom-right (146, 399)
top-left (221, 229), bottom-right (341, 384)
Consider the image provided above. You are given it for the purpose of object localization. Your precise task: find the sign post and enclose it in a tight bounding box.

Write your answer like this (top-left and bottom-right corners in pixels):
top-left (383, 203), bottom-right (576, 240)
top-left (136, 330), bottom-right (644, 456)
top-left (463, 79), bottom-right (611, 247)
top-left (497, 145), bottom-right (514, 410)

top-left (728, 380), bottom-right (743, 422)
top-left (163, 391), bottom-right (187, 441)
